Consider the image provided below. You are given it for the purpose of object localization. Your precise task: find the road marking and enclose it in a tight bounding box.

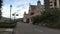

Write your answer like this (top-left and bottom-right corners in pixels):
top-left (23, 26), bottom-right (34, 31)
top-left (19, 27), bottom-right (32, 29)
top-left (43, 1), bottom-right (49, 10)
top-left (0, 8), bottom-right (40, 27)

top-left (34, 28), bottom-right (43, 32)
top-left (5, 29), bottom-right (13, 32)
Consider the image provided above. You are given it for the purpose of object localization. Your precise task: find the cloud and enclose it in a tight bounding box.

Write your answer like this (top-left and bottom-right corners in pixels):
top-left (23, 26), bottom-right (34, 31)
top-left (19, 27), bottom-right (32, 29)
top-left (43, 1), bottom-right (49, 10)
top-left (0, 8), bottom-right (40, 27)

top-left (2, 0), bottom-right (44, 18)
top-left (2, 4), bottom-right (29, 18)
top-left (16, 4), bottom-right (25, 8)
top-left (2, 5), bottom-right (18, 18)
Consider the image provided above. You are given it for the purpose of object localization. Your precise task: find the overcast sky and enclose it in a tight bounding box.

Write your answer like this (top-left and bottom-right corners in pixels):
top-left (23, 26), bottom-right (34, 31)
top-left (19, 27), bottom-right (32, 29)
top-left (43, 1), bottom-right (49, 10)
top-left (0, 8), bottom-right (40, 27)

top-left (2, 0), bottom-right (44, 19)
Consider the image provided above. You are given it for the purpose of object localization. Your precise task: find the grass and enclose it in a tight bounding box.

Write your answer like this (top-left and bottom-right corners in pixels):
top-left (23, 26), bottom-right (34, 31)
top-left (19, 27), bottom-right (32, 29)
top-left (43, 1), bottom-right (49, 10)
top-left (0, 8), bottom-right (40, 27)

top-left (0, 22), bottom-right (16, 28)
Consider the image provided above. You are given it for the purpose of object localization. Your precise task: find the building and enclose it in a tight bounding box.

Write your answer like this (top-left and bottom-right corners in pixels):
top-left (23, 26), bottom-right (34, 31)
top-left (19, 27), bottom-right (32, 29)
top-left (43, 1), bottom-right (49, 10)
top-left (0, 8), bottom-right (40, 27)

top-left (44, 0), bottom-right (60, 11)
top-left (23, 12), bottom-right (29, 23)
top-left (23, 0), bottom-right (44, 23)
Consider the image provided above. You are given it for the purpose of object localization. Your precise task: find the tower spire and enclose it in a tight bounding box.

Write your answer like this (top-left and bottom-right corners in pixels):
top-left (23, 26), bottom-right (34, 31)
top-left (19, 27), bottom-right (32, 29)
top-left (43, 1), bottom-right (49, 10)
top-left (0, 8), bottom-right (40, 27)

top-left (37, 0), bottom-right (40, 3)
top-left (37, 0), bottom-right (41, 5)
top-left (29, 3), bottom-right (31, 6)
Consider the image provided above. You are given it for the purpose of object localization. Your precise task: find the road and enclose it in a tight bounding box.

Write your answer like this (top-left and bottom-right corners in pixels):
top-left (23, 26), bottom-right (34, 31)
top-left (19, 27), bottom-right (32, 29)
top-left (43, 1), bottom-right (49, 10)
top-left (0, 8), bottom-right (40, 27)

top-left (14, 22), bottom-right (60, 34)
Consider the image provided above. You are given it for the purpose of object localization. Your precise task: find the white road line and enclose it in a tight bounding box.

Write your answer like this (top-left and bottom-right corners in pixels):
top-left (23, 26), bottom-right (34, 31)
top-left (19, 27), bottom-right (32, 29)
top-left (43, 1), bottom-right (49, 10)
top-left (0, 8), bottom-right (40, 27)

top-left (34, 28), bottom-right (43, 32)
top-left (5, 29), bottom-right (13, 32)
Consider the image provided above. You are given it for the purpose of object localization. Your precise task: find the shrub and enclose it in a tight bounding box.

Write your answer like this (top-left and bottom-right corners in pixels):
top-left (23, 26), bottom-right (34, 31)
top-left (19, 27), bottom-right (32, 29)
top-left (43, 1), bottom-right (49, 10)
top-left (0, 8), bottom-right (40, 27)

top-left (32, 8), bottom-right (60, 29)
top-left (0, 22), bottom-right (16, 28)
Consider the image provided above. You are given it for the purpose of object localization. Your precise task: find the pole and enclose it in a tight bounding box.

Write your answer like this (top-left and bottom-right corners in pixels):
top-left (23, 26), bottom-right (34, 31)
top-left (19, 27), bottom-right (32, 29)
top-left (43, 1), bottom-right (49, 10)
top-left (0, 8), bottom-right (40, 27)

top-left (14, 13), bottom-right (15, 23)
top-left (10, 5), bottom-right (12, 22)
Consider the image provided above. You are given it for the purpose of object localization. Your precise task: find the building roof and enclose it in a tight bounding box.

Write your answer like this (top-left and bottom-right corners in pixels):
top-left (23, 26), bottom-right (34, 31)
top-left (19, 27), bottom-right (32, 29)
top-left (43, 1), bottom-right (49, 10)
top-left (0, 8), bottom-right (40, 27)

top-left (30, 5), bottom-right (37, 11)
top-left (30, 5), bottom-right (36, 7)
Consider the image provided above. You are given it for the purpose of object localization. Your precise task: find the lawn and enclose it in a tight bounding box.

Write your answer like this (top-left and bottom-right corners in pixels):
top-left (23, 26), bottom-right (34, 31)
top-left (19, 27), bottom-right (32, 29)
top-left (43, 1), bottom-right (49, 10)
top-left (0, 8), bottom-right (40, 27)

top-left (0, 22), bottom-right (16, 28)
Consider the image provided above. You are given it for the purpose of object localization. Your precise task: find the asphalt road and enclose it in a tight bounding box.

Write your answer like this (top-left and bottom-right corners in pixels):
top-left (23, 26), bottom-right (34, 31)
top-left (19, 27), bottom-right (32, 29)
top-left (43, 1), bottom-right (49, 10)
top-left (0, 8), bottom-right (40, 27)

top-left (14, 22), bottom-right (60, 34)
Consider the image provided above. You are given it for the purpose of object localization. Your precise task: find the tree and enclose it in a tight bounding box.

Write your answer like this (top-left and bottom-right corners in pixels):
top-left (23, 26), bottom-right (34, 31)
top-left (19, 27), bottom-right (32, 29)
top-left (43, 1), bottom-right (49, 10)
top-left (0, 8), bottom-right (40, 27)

top-left (32, 8), bottom-right (60, 25)
top-left (0, 0), bottom-right (3, 19)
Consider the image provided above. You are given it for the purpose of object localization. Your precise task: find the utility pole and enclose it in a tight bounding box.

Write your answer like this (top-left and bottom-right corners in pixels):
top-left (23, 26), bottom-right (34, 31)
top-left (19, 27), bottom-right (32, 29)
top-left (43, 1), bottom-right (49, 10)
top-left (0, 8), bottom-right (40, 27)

top-left (10, 5), bottom-right (12, 22)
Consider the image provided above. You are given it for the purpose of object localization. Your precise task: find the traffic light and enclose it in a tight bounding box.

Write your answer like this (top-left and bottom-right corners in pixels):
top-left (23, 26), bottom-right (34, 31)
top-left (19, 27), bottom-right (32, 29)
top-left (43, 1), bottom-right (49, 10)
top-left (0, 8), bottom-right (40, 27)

top-left (12, 14), bottom-right (19, 16)
top-left (16, 14), bottom-right (18, 16)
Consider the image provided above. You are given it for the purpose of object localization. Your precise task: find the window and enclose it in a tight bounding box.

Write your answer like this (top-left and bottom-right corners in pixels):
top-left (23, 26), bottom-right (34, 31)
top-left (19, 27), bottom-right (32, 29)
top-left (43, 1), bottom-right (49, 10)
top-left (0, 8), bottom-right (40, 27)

top-left (59, 0), bottom-right (60, 6)
top-left (54, 2), bottom-right (56, 6)
top-left (55, 0), bottom-right (56, 2)
top-left (54, 0), bottom-right (57, 6)
top-left (31, 12), bottom-right (34, 15)
top-left (50, 1), bottom-right (52, 3)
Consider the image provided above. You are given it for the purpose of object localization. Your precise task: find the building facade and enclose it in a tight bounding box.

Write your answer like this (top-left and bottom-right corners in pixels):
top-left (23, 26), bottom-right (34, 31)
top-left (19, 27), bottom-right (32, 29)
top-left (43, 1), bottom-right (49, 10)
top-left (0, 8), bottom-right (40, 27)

top-left (44, 0), bottom-right (60, 11)
top-left (23, 0), bottom-right (44, 23)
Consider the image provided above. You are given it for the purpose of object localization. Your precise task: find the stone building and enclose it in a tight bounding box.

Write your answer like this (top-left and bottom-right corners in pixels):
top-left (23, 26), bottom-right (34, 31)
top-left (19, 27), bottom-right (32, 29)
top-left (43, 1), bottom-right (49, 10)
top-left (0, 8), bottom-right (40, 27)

top-left (44, 0), bottom-right (60, 11)
top-left (23, 12), bottom-right (29, 23)
top-left (23, 0), bottom-right (44, 23)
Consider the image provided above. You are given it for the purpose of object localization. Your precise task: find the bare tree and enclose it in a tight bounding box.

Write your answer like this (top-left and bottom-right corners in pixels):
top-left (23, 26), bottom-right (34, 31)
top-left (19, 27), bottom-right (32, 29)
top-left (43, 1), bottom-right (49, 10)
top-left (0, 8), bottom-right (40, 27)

top-left (0, 0), bottom-right (3, 19)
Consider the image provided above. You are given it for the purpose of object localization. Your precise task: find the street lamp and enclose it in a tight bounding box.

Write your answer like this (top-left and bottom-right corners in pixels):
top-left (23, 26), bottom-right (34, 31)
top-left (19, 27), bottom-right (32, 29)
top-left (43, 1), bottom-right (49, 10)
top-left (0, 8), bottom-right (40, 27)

top-left (12, 13), bottom-right (18, 34)
top-left (10, 5), bottom-right (12, 22)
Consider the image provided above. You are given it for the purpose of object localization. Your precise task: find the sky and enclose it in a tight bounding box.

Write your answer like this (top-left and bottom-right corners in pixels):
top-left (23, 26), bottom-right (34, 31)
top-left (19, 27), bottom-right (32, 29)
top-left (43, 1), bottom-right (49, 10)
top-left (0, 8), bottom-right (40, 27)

top-left (2, 0), bottom-right (44, 19)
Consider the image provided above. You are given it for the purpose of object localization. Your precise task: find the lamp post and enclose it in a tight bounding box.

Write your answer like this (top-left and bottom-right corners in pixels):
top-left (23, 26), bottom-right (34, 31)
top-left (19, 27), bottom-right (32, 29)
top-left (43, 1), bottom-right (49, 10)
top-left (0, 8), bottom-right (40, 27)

top-left (10, 5), bottom-right (12, 22)
top-left (12, 13), bottom-right (18, 34)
